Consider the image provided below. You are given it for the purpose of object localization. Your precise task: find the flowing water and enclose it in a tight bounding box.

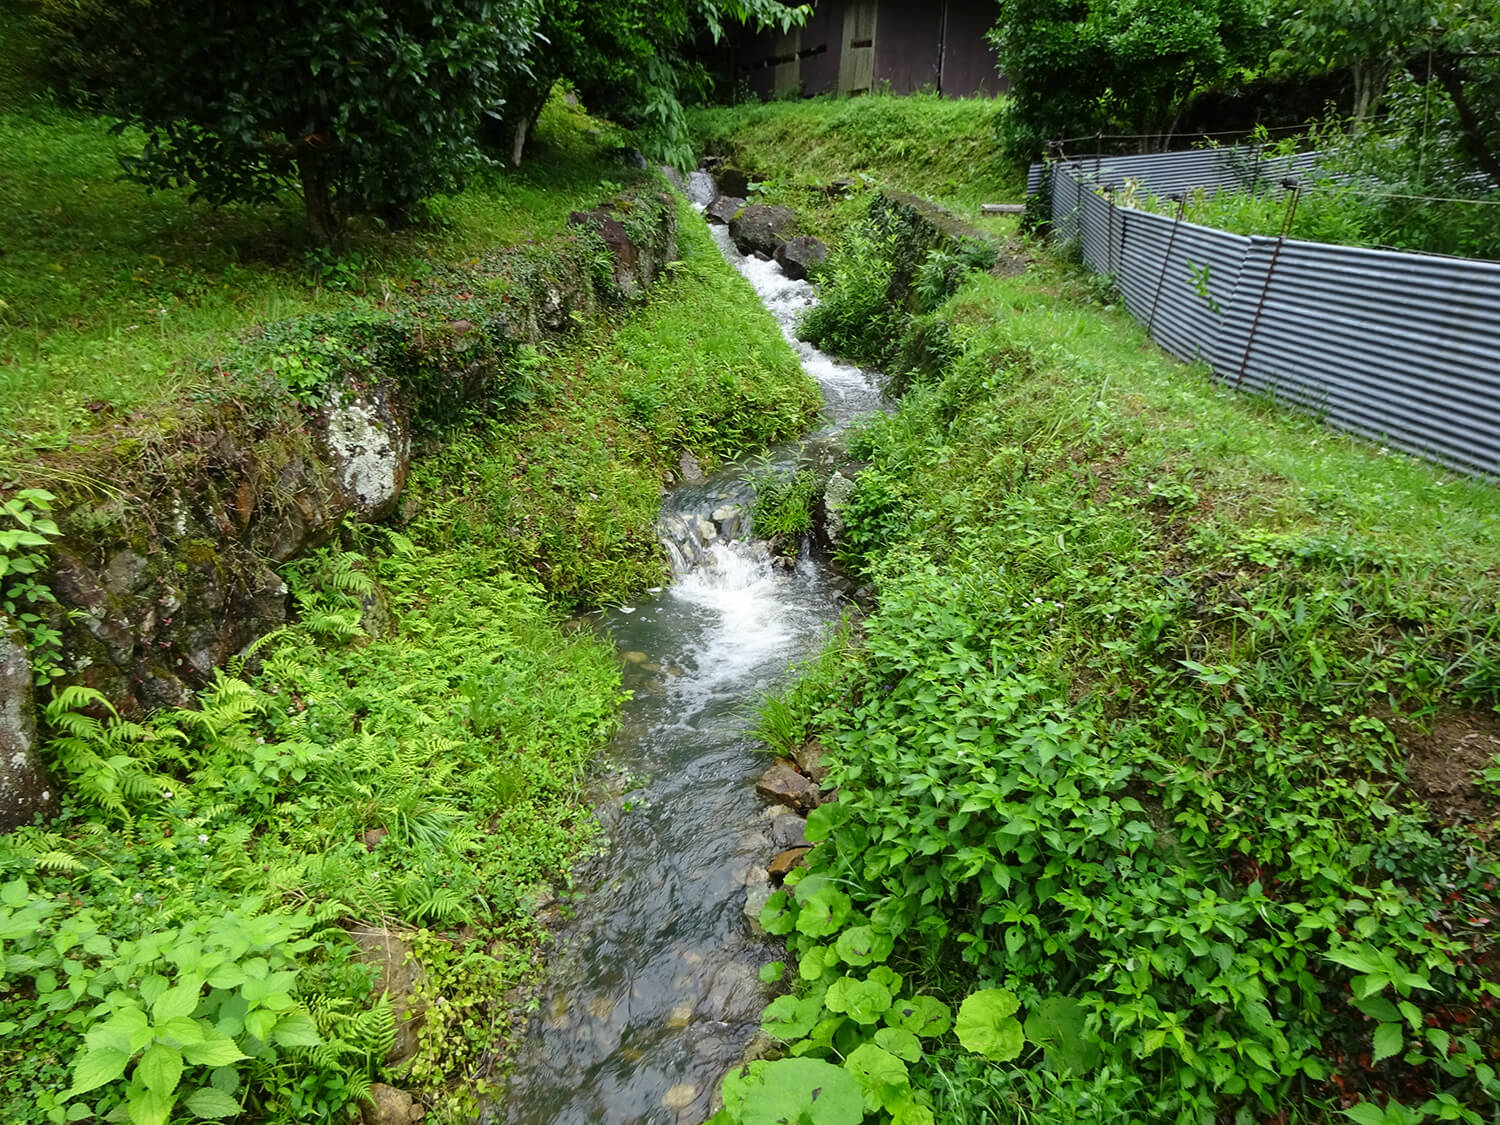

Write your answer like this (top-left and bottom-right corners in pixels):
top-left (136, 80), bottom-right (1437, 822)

top-left (493, 200), bottom-right (881, 1125)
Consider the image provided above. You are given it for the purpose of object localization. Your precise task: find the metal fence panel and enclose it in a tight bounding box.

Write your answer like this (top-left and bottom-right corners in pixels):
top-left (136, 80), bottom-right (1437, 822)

top-left (1221, 239), bottom-right (1500, 475)
top-left (1029, 149), bottom-right (1500, 477)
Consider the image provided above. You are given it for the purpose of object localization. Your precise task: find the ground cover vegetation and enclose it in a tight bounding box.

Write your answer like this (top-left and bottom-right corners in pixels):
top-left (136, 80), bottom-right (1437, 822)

top-left (0, 189), bottom-right (821, 1124)
top-left (688, 94), bottom-right (1024, 218)
top-left (720, 192), bottom-right (1500, 1124)
top-left (0, 19), bottom-right (639, 449)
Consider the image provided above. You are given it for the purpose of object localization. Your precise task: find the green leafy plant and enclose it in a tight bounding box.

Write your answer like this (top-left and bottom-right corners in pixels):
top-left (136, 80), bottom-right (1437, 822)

top-left (0, 488), bottom-right (64, 682)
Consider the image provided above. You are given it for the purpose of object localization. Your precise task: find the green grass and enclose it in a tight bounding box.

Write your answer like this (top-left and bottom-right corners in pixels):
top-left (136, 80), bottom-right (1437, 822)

top-left (730, 233), bottom-right (1500, 1123)
top-left (407, 198), bottom-right (822, 607)
top-left (687, 92), bottom-right (1025, 219)
top-left (0, 57), bottom-right (634, 449)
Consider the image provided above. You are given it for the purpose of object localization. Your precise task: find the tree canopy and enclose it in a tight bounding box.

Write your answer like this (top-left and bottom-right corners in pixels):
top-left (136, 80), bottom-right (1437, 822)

top-left (35, 0), bottom-right (808, 245)
top-left (989, 0), bottom-right (1274, 158)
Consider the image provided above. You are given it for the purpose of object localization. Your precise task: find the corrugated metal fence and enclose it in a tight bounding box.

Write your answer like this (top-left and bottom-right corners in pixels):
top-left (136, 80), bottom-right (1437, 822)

top-left (1027, 149), bottom-right (1500, 476)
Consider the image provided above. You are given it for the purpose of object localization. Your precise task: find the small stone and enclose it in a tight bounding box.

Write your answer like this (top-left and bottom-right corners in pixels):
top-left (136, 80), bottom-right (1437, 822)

top-left (623, 651), bottom-right (649, 664)
top-left (793, 741), bottom-right (832, 786)
top-left (705, 195), bottom-right (746, 225)
top-left (770, 814), bottom-right (809, 849)
top-left (768, 847), bottom-right (810, 879)
top-left (679, 451), bottom-right (706, 483)
top-left (774, 236), bottom-right (829, 281)
top-left (362, 1084), bottom-right (417, 1125)
top-left (667, 1004), bottom-right (693, 1029)
top-left (755, 758), bottom-right (818, 813)
top-left (663, 1084), bottom-right (698, 1110)
top-left (362, 827), bottom-right (388, 851)
top-left (696, 517), bottom-right (718, 542)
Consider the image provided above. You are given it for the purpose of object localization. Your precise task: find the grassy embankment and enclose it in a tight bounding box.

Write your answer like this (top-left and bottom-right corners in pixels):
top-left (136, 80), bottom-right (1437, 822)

top-left (687, 94), bottom-right (1024, 250)
top-left (717, 183), bottom-right (1500, 1124)
top-left (0, 5), bottom-right (636, 458)
top-left (0, 25), bottom-right (821, 1124)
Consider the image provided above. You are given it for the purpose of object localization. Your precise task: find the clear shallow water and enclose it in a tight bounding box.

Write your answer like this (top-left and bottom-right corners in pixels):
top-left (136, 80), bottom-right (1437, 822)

top-left (491, 207), bottom-right (881, 1125)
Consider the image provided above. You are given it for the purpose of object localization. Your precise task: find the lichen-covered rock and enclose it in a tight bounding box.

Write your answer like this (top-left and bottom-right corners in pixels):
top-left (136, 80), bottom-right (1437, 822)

top-left (774, 236), bottom-right (829, 281)
top-left (319, 378), bottom-right (411, 523)
top-left (568, 193), bottom-right (679, 301)
top-left (0, 618), bottom-right (55, 831)
top-left (729, 205), bottom-right (797, 257)
top-left (363, 1083), bottom-right (423, 1125)
top-left (818, 469), bottom-right (858, 549)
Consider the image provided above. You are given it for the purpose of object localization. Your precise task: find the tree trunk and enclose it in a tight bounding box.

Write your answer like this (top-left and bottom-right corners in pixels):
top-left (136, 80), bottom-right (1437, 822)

top-left (1350, 57), bottom-right (1391, 124)
top-left (509, 115), bottom-right (530, 168)
top-left (1431, 61), bottom-right (1500, 186)
top-left (297, 153), bottom-right (343, 250)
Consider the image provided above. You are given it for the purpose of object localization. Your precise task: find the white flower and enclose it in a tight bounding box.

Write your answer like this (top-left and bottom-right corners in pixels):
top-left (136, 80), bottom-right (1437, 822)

top-left (197, 834), bottom-right (209, 844)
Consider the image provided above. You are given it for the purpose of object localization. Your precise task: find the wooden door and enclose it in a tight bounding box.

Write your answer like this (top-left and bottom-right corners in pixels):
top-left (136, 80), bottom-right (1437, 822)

top-left (837, 0), bottom-right (877, 94)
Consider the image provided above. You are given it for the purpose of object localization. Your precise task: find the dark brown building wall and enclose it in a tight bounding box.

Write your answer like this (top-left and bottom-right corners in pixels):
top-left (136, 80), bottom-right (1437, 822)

top-left (800, 1), bottom-right (844, 96)
top-left (873, 1), bottom-right (943, 93)
top-left (940, 0), bottom-right (1007, 96)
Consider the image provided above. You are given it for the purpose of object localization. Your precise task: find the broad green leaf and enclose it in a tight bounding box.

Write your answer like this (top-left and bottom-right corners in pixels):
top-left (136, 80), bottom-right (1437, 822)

top-left (874, 1027), bottom-right (923, 1063)
top-left (803, 803), bottom-right (849, 843)
top-left (126, 1085), bottom-right (173, 1125)
top-left (795, 887), bottom-right (852, 938)
top-left (152, 979), bottom-right (203, 1024)
top-left (835, 925), bottom-right (892, 968)
top-left (136, 1044), bottom-right (184, 1095)
top-left (269, 1011), bottom-right (321, 1047)
top-left (182, 1087), bottom-right (241, 1119)
top-left (760, 962), bottom-right (785, 984)
top-left (65, 1047), bottom-right (130, 1097)
top-left (180, 1030), bottom-right (247, 1068)
top-left (719, 1058), bottom-right (863, 1125)
top-left (955, 989), bottom-right (1025, 1061)
top-left (1372, 1021), bottom-right (1402, 1064)
top-left (1023, 996), bottom-right (1099, 1073)
top-left (759, 891), bottom-right (795, 936)
top-left (891, 1102), bottom-right (936, 1125)
top-left (886, 996), bottom-right (951, 1038)
top-left (824, 976), bottom-right (892, 1025)
top-left (844, 1043), bottom-right (910, 1113)
top-left (1343, 1104), bottom-right (1391, 1125)
top-left (762, 993), bottom-right (821, 1041)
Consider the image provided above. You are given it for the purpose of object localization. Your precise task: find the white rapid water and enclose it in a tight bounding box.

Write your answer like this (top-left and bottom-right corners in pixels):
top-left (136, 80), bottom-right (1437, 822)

top-left (492, 190), bottom-right (882, 1125)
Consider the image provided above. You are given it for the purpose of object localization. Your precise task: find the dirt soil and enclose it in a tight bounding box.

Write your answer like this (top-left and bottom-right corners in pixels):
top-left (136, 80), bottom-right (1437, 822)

top-left (1392, 710), bottom-right (1500, 827)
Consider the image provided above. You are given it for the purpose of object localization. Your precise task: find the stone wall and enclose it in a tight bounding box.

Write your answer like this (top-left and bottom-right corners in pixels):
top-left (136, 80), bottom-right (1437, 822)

top-left (0, 189), bottom-right (679, 831)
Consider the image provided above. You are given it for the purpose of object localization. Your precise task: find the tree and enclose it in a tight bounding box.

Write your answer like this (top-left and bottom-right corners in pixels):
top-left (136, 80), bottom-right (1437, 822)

top-left (989, 0), bottom-right (1274, 159)
top-left (1279, 0), bottom-right (1500, 181)
top-left (37, 0), bottom-right (541, 247)
top-left (497, 0), bottom-right (809, 169)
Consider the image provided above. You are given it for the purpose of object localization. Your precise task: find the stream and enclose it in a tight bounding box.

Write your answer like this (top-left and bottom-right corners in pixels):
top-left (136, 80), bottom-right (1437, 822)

top-left (491, 183), bottom-right (882, 1124)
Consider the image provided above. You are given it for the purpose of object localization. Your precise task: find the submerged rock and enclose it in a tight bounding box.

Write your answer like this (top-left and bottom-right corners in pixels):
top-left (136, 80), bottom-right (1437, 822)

top-left (729, 205), bottom-right (797, 258)
top-left (774, 236), bottom-right (829, 281)
top-left (705, 195), bottom-right (745, 226)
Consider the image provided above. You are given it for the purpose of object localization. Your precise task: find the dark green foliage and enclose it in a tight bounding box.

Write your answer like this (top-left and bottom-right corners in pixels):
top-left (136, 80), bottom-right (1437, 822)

top-left (33, 0), bottom-right (540, 245)
top-left (749, 466), bottom-right (821, 553)
top-left (740, 250), bottom-right (1500, 1122)
top-left (989, 0), bottom-right (1275, 160)
top-left (799, 193), bottom-right (996, 369)
top-left (497, 0), bottom-right (810, 168)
